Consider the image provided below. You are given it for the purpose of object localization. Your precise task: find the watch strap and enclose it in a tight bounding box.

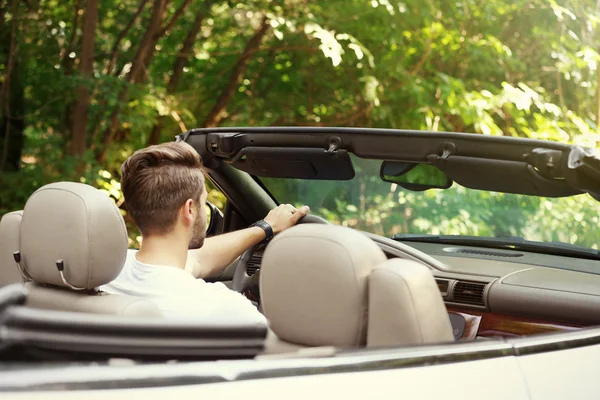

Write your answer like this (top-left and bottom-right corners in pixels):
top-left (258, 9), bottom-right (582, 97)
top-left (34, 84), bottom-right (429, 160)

top-left (250, 220), bottom-right (274, 241)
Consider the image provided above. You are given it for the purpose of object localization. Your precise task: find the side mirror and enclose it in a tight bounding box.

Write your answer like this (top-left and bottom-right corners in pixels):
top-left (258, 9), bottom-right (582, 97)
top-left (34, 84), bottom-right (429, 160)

top-left (380, 161), bottom-right (452, 191)
top-left (205, 201), bottom-right (224, 237)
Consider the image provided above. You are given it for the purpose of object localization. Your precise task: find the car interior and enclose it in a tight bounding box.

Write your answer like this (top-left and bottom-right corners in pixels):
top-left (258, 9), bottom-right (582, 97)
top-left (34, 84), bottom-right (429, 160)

top-left (191, 127), bottom-right (600, 344)
top-left (1, 127), bottom-right (599, 362)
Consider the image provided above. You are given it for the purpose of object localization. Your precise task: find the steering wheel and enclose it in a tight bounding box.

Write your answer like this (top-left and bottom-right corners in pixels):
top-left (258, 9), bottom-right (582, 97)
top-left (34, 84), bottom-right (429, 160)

top-left (232, 214), bottom-right (328, 293)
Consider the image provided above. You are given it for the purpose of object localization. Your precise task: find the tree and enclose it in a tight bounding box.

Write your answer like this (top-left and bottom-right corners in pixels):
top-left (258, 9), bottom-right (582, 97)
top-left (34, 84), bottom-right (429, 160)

top-left (147, 3), bottom-right (210, 145)
top-left (70, 0), bottom-right (98, 157)
top-left (0, 0), bottom-right (599, 247)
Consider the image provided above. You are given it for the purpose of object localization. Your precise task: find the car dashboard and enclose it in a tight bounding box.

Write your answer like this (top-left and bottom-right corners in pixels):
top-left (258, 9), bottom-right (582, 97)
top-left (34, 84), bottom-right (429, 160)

top-left (244, 235), bottom-right (600, 341)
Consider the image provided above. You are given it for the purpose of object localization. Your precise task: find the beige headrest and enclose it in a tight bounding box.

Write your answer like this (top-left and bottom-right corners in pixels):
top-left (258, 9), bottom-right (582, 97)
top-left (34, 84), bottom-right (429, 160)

top-left (367, 259), bottom-right (454, 347)
top-left (20, 182), bottom-right (128, 290)
top-left (260, 224), bottom-right (387, 347)
top-left (0, 210), bottom-right (25, 285)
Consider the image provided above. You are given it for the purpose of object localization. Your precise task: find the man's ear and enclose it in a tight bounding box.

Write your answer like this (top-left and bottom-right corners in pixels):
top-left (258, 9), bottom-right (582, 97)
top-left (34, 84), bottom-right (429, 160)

top-left (180, 198), bottom-right (195, 225)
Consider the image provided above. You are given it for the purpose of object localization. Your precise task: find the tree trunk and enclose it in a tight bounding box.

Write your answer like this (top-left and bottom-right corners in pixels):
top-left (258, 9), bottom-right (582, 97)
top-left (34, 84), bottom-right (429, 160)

top-left (70, 0), bottom-right (98, 157)
top-left (0, 0), bottom-right (21, 181)
top-left (0, 74), bottom-right (24, 175)
top-left (127, 0), bottom-right (168, 84)
top-left (97, 0), bottom-right (196, 161)
top-left (105, 0), bottom-right (149, 75)
top-left (62, 0), bottom-right (83, 76)
top-left (156, 0), bottom-right (193, 38)
top-left (203, 18), bottom-right (270, 128)
top-left (138, 0), bottom-right (194, 83)
top-left (89, 0), bottom-right (148, 147)
top-left (62, 0), bottom-right (82, 140)
top-left (96, 0), bottom-right (168, 163)
top-left (147, 9), bottom-right (208, 146)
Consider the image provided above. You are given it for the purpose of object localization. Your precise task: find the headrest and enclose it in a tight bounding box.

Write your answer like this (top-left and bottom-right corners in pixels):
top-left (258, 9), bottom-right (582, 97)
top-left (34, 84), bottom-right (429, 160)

top-left (367, 259), bottom-right (454, 347)
top-left (20, 182), bottom-right (128, 290)
top-left (0, 211), bottom-right (25, 285)
top-left (260, 224), bottom-right (387, 347)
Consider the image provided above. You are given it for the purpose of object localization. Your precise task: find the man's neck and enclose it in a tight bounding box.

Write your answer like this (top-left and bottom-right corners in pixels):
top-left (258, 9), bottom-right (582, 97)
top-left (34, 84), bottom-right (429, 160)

top-left (136, 234), bottom-right (188, 270)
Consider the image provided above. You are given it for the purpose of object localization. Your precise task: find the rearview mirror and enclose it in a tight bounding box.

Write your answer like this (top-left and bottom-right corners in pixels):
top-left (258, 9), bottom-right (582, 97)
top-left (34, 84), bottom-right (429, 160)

top-left (380, 162), bottom-right (452, 191)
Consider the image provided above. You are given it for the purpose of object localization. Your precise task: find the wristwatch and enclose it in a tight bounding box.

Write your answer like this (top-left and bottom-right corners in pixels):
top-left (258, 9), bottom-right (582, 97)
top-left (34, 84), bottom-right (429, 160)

top-left (250, 220), bottom-right (274, 242)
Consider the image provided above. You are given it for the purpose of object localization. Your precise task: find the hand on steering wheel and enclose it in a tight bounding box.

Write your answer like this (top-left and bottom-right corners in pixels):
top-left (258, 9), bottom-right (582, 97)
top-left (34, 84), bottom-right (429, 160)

top-left (263, 204), bottom-right (311, 234)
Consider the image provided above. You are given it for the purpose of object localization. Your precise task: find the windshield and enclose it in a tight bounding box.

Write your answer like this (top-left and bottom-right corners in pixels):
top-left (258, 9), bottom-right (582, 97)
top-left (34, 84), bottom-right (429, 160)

top-left (260, 156), bottom-right (600, 251)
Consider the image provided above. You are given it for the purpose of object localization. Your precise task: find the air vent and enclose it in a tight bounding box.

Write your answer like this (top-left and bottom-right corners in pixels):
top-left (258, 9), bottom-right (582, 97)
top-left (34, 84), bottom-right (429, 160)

top-left (452, 281), bottom-right (486, 306)
top-left (435, 279), bottom-right (450, 297)
top-left (444, 247), bottom-right (523, 258)
top-left (246, 251), bottom-right (263, 276)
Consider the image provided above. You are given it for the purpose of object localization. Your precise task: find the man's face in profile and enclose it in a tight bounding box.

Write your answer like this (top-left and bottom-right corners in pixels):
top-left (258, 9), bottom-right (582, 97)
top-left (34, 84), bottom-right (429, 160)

top-left (188, 189), bottom-right (207, 250)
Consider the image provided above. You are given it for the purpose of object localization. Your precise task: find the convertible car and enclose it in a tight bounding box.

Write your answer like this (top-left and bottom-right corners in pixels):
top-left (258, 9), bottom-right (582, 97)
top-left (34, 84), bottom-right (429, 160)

top-left (1, 127), bottom-right (600, 399)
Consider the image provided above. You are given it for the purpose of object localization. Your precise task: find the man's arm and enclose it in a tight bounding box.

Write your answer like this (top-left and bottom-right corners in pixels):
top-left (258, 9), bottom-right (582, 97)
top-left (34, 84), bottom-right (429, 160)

top-left (185, 227), bottom-right (265, 279)
top-left (186, 204), bottom-right (310, 279)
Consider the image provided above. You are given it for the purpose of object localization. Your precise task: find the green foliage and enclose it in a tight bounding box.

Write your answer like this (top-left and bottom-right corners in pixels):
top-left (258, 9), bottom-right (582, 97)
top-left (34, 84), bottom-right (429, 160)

top-left (262, 157), bottom-right (600, 249)
top-left (0, 0), bottom-right (599, 248)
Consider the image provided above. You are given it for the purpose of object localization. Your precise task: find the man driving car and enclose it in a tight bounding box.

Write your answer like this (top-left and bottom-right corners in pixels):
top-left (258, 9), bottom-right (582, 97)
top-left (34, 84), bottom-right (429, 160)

top-left (99, 141), bottom-right (310, 323)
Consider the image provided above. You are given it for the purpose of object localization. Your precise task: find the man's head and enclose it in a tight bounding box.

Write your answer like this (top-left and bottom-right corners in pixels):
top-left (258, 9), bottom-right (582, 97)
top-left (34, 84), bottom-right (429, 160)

top-left (120, 142), bottom-right (207, 249)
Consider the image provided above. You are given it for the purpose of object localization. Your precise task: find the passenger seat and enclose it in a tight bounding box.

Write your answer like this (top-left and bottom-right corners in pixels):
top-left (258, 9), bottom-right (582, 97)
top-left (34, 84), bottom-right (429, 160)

top-left (259, 224), bottom-right (454, 354)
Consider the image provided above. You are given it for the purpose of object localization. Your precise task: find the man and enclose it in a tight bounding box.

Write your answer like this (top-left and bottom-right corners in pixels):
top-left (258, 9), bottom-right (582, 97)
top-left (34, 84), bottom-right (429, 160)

top-left (100, 141), bottom-right (310, 323)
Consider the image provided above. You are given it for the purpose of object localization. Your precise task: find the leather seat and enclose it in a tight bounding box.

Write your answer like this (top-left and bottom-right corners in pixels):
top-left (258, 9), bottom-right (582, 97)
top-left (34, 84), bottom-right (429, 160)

top-left (259, 224), bottom-right (454, 354)
top-left (2, 182), bottom-right (160, 317)
top-left (0, 210), bottom-right (24, 286)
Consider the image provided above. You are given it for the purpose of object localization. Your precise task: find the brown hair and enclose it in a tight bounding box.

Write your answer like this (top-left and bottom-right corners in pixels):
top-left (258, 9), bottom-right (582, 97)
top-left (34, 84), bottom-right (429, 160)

top-left (120, 141), bottom-right (205, 236)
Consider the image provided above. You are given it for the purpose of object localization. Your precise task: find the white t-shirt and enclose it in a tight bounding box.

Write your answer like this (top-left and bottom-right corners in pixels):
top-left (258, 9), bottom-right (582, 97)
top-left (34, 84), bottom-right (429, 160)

top-left (99, 250), bottom-right (266, 324)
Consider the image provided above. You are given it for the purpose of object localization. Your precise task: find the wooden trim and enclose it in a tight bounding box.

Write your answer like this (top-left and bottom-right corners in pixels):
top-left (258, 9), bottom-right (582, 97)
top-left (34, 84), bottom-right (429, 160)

top-left (478, 312), bottom-right (582, 338)
top-left (447, 306), bottom-right (583, 339)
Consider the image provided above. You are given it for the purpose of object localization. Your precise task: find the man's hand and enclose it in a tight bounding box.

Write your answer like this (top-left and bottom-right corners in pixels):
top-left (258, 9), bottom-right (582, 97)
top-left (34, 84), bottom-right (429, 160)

top-left (264, 204), bottom-right (310, 234)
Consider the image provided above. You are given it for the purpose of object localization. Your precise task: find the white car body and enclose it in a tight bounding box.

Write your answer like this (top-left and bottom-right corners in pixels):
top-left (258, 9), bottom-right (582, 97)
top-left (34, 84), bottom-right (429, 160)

top-left (2, 328), bottom-right (599, 399)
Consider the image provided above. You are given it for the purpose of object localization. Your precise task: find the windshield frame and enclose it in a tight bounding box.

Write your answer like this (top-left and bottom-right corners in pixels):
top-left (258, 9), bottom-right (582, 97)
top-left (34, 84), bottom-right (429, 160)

top-left (185, 127), bottom-right (600, 201)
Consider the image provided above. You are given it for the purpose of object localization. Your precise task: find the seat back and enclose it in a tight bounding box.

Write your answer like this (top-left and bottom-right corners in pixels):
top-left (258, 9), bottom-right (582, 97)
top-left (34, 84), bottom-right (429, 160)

top-left (0, 211), bottom-right (25, 286)
top-left (16, 182), bottom-right (160, 317)
top-left (259, 224), bottom-right (453, 354)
